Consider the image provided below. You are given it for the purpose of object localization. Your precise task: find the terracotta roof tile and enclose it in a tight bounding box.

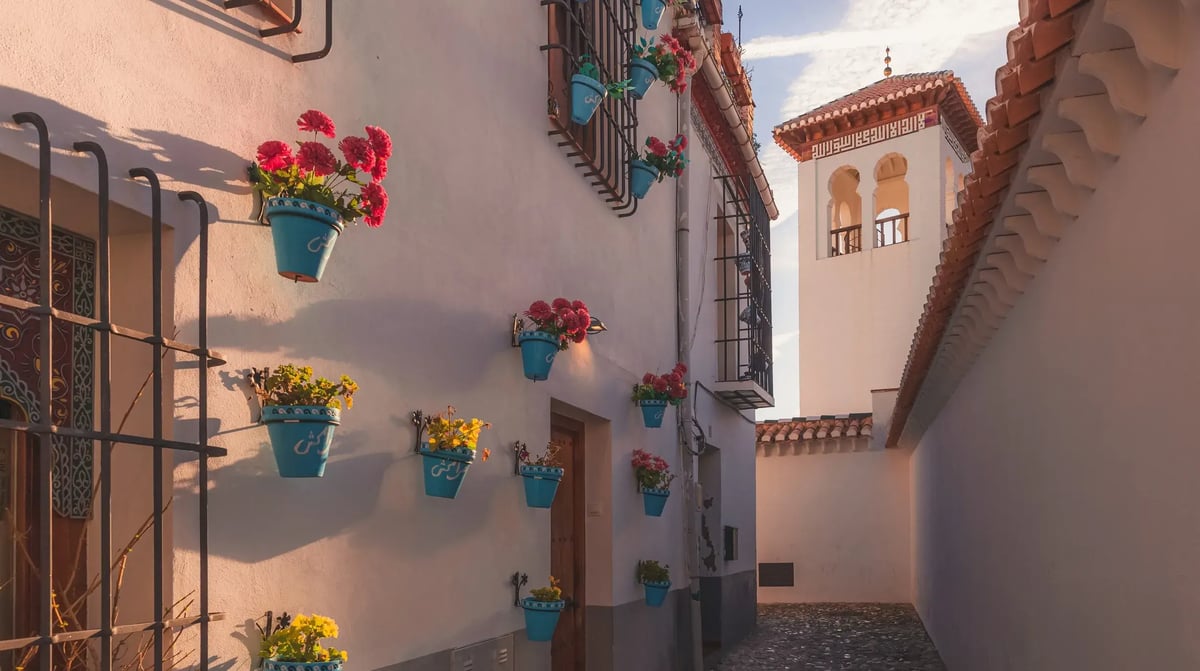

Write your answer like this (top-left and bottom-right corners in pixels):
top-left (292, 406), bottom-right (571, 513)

top-left (773, 71), bottom-right (984, 162)
top-left (755, 415), bottom-right (873, 445)
top-left (887, 0), bottom-right (1091, 448)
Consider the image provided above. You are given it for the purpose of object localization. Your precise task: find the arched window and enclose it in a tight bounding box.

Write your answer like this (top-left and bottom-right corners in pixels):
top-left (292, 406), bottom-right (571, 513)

top-left (827, 166), bottom-right (862, 256)
top-left (873, 153), bottom-right (909, 248)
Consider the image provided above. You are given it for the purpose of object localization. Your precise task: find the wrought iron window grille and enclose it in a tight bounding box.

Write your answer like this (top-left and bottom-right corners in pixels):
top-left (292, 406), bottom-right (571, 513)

top-left (1, 112), bottom-right (225, 671)
top-left (714, 174), bottom-right (772, 399)
top-left (540, 0), bottom-right (641, 218)
top-left (224, 0), bottom-right (333, 63)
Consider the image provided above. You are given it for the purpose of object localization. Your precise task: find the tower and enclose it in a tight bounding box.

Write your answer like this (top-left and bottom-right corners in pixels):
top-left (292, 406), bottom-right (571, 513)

top-left (774, 70), bottom-right (981, 420)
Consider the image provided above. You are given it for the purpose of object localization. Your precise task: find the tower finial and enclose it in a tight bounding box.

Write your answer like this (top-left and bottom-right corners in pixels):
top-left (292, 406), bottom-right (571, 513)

top-left (883, 47), bottom-right (893, 78)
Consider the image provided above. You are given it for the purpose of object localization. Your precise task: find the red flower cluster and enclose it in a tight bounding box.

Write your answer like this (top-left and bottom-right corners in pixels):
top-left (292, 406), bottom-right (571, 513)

top-left (657, 34), bottom-right (697, 93)
top-left (633, 362), bottom-right (688, 404)
top-left (631, 448), bottom-right (674, 490)
top-left (524, 298), bottom-right (591, 349)
top-left (253, 110), bottom-right (392, 228)
top-left (641, 134), bottom-right (688, 180)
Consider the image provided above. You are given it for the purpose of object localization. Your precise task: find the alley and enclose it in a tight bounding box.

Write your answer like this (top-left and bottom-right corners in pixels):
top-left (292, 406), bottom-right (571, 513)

top-left (714, 604), bottom-right (946, 671)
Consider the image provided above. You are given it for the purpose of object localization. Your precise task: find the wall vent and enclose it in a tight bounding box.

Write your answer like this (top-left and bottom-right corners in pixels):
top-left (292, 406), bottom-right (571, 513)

top-left (758, 562), bottom-right (795, 587)
top-left (451, 634), bottom-right (514, 671)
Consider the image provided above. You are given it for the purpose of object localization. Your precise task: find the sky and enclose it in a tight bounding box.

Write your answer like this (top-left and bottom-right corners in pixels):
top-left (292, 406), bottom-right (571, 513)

top-left (741, 0), bottom-right (1021, 420)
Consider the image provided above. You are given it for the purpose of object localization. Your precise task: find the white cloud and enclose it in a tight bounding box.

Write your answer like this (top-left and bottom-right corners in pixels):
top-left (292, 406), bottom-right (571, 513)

top-left (748, 0), bottom-right (1017, 120)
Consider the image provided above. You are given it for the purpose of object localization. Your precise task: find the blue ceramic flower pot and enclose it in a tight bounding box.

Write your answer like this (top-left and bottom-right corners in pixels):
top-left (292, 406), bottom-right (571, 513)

top-left (420, 445), bottom-right (476, 499)
top-left (521, 465), bottom-right (564, 509)
top-left (265, 197), bottom-right (346, 283)
top-left (570, 74), bottom-right (607, 125)
top-left (638, 399), bottom-right (668, 428)
top-left (641, 0), bottom-right (667, 29)
top-left (630, 159), bottom-right (659, 199)
top-left (642, 580), bottom-right (670, 607)
top-left (521, 597), bottom-right (566, 641)
top-left (641, 486), bottom-right (669, 517)
top-left (628, 58), bottom-right (659, 100)
top-left (261, 405), bottom-right (340, 478)
top-left (518, 330), bottom-right (560, 381)
top-left (263, 661), bottom-right (343, 671)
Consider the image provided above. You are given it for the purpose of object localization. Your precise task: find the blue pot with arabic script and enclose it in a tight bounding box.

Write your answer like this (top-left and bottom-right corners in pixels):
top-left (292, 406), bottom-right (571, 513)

top-left (642, 580), bottom-right (671, 607)
top-left (520, 465), bottom-right (564, 508)
top-left (262, 405), bottom-right (340, 478)
top-left (265, 197), bottom-right (346, 283)
top-left (641, 0), bottom-right (667, 29)
top-left (518, 330), bottom-right (561, 381)
top-left (630, 159), bottom-right (659, 199)
top-left (628, 57), bottom-right (659, 100)
top-left (420, 444), bottom-right (476, 499)
top-left (263, 660), bottom-right (343, 671)
top-left (637, 399), bottom-right (668, 428)
top-left (522, 598), bottom-right (566, 641)
top-left (571, 74), bottom-right (607, 125)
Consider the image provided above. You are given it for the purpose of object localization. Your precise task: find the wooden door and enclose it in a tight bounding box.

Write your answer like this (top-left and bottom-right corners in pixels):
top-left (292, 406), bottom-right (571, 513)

top-left (550, 415), bottom-right (585, 671)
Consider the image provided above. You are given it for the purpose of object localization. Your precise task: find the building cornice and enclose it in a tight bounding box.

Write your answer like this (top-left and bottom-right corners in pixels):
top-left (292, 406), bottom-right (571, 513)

top-left (887, 0), bottom-right (1185, 448)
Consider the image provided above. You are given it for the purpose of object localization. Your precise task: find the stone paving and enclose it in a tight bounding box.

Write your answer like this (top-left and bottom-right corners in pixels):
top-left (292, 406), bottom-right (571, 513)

top-left (712, 604), bottom-right (946, 671)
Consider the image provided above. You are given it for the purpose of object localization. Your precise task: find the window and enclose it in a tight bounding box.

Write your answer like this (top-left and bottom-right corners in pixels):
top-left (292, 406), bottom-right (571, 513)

top-left (827, 166), bottom-right (862, 257)
top-left (873, 153), bottom-right (909, 249)
top-left (544, 0), bottom-right (641, 216)
top-left (715, 174), bottom-right (773, 408)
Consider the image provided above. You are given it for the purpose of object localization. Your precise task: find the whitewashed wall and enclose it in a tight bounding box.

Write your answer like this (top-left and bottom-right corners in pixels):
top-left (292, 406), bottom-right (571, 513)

top-left (0, 1), bottom-right (756, 668)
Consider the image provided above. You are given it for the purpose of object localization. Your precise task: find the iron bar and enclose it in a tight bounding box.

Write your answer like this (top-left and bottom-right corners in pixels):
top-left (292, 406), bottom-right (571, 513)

top-left (830, 224), bottom-right (862, 256)
top-left (0, 614), bottom-right (228, 653)
top-left (129, 167), bottom-right (165, 671)
top-left (178, 191), bottom-right (211, 671)
top-left (11, 111), bottom-right (54, 671)
top-left (874, 212), bottom-right (909, 248)
top-left (74, 139), bottom-right (115, 671)
top-left (292, 0), bottom-right (333, 63)
top-left (713, 174), bottom-right (772, 396)
top-left (0, 293), bottom-right (226, 363)
top-left (0, 418), bottom-right (228, 456)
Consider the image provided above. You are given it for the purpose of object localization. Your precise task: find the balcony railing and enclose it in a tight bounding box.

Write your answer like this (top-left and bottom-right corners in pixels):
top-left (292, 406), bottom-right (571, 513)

top-left (875, 212), bottom-right (909, 248)
top-left (713, 174), bottom-right (773, 410)
top-left (829, 224), bottom-right (862, 257)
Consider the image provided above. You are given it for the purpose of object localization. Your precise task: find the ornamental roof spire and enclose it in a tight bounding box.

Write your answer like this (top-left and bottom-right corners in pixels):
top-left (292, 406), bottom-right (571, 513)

top-left (884, 47), bottom-right (893, 77)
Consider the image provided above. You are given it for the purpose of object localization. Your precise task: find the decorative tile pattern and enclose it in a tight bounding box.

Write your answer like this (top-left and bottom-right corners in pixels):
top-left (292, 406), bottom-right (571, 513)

top-left (0, 205), bottom-right (96, 519)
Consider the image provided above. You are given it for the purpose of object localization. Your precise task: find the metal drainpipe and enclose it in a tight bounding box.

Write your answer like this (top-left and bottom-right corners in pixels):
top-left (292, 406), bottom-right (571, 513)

top-left (675, 84), bottom-right (704, 671)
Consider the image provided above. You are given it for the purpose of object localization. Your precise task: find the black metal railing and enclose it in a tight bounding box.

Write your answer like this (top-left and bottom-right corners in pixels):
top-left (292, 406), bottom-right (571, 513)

top-left (223, 0), bottom-right (333, 62)
top-left (874, 212), bottom-right (909, 248)
top-left (829, 224), bottom-right (862, 257)
top-left (541, 0), bottom-right (641, 217)
top-left (714, 174), bottom-right (772, 398)
top-left (1, 112), bottom-right (224, 671)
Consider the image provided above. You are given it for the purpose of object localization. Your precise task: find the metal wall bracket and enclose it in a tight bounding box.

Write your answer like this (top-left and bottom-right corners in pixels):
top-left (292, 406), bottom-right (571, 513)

top-left (511, 314), bottom-right (526, 347)
top-left (411, 410), bottom-right (432, 454)
top-left (513, 441), bottom-right (527, 475)
top-left (511, 572), bottom-right (528, 607)
top-left (224, 0), bottom-right (334, 63)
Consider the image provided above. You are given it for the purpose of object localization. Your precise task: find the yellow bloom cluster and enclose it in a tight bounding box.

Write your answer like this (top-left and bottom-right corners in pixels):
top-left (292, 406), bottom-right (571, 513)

top-left (426, 405), bottom-right (492, 455)
top-left (530, 576), bottom-right (563, 602)
top-left (260, 613), bottom-right (348, 664)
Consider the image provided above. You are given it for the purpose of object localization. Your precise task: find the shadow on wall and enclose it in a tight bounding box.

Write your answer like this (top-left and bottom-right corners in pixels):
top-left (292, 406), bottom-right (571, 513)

top-left (187, 295), bottom-right (504, 384)
top-left (147, 0), bottom-right (295, 61)
top-left (0, 85), bottom-right (251, 200)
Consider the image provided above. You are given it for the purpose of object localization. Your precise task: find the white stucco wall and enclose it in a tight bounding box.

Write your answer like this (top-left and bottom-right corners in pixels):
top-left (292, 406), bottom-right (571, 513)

top-left (0, 2), bottom-right (757, 669)
top-left (795, 126), bottom-right (963, 416)
top-left (911, 44), bottom-right (1200, 670)
top-left (757, 444), bottom-right (911, 603)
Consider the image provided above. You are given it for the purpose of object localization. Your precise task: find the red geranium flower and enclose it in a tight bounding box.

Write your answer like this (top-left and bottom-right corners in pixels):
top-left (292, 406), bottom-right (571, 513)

top-left (255, 140), bottom-right (293, 172)
top-left (338, 136), bottom-right (376, 172)
top-left (365, 125), bottom-right (393, 161)
top-left (552, 298), bottom-right (571, 310)
top-left (527, 300), bottom-right (554, 321)
top-left (370, 159), bottom-right (389, 182)
top-left (297, 110), bottom-right (336, 138)
top-left (642, 373), bottom-right (656, 385)
top-left (652, 378), bottom-right (669, 393)
top-left (361, 181), bottom-right (388, 228)
top-left (296, 141), bottom-right (337, 176)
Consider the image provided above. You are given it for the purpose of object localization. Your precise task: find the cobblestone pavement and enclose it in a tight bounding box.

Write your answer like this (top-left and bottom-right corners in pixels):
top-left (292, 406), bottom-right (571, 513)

top-left (712, 604), bottom-right (946, 671)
